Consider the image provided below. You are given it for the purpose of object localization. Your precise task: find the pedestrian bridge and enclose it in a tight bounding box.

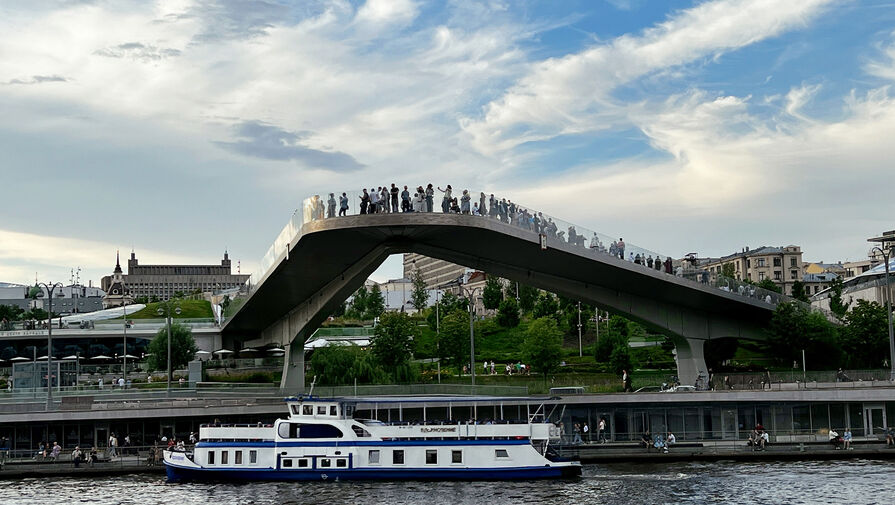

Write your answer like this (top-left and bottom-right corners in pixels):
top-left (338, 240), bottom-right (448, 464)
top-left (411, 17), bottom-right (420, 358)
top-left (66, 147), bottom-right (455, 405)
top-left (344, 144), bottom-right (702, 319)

top-left (221, 191), bottom-right (811, 389)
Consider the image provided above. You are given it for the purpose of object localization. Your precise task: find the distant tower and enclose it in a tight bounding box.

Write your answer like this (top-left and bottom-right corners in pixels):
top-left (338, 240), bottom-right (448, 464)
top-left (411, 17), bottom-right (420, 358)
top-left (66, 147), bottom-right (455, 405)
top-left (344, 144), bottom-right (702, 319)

top-left (222, 250), bottom-right (231, 270)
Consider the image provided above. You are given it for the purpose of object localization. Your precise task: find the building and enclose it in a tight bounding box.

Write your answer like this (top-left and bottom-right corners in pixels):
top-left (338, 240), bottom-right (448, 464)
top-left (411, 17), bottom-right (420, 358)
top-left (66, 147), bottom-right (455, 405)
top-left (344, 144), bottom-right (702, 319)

top-left (696, 245), bottom-right (805, 295)
top-left (0, 282), bottom-right (105, 315)
top-left (102, 252), bottom-right (134, 308)
top-left (402, 253), bottom-right (467, 290)
top-left (801, 272), bottom-right (839, 297)
top-left (100, 251), bottom-right (250, 302)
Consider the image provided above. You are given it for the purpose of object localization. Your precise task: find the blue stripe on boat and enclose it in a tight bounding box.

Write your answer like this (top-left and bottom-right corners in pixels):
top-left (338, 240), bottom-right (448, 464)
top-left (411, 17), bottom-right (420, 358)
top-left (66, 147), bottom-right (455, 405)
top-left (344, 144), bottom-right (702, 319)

top-left (196, 439), bottom-right (531, 448)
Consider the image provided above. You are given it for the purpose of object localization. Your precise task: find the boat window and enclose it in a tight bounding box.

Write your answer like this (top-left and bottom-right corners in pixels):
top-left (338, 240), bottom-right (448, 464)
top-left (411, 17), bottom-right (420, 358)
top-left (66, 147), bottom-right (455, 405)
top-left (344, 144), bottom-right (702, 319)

top-left (320, 458), bottom-right (331, 468)
top-left (207, 451), bottom-right (215, 465)
top-left (317, 406), bottom-right (327, 415)
top-left (303, 405), bottom-right (313, 415)
top-left (425, 450), bottom-right (438, 465)
top-left (282, 458), bottom-right (293, 468)
top-left (330, 406), bottom-right (338, 416)
top-left (291, 405), bottom-right (300, 415)
top-left (352, 425), bottom-right (371, 437)
top-left (336, 459), bottom-right (347, 468)
top-left (495, 449), bottom-right (509, 458)
top-left (249, 450), bottom-right (257, 464)
top-left (369, 450), bottom-right (380, 464)
top-left (298, 459), bottom-right (309, 468)
top-left (278, 423), bottom-right (344, 439)
top-left (221, 451), bottom-right (229, 464)
top-left (345, 406), bottom-right (355, 417)
top-left (235, 451), bottom-right (243, 465)
top-left (392, 450), bottom-right (404, 465)
top-left (452, 450), bottom-right (462, 464)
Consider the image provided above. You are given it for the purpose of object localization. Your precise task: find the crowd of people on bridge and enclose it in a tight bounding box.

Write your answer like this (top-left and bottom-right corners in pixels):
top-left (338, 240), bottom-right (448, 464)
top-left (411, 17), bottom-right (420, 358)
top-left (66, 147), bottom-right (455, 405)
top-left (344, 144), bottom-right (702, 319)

top-left (308, 185), bottom-right (677, 273)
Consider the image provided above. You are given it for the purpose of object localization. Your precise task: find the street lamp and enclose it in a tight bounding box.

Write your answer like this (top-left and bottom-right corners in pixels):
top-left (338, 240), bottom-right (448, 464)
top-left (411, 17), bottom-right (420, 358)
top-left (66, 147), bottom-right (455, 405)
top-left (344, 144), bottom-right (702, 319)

top-left (868, 231), bottom-right (895, 381)
top-left (122, 300), bottom-right (129, 388)
top-left (458, 284), bottom-right (482, 386)
top-left (36, 281), bottom-right (63, 410)
top-left (157, 299), bottom-right (182, 392)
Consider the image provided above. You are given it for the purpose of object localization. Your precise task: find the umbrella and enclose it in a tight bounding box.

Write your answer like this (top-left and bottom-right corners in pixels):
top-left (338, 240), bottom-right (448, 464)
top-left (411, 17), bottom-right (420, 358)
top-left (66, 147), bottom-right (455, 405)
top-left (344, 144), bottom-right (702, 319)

top-left (239, 347), bottom-right (257, 353)
top-left (62, 355), bottom-right (79, 360)
top-left (37, 355), bottom-right (56, 360)
top-left (92, 355), bottom-right (112, 360)
top-left (267, 347), bottom-right (285, 352)
top-left (10, 356), bottom-right (29, 361)
top-left (123, 354), bottom-right (139, 359)
top-left (214, 349), bottom-right (234, 355)
top-left (195, 350), bottom-right (212, 355)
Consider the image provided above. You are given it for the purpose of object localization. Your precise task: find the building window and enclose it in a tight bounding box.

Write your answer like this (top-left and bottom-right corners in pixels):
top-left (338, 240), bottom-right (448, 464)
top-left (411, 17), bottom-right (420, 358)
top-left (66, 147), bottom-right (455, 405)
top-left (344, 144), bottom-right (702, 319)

top-left (774, 271), bottom-right (781, 281)
top-left (425, 450), bottom-right (438, 465)
top-left (759, 272), bottom-right (766, 281)
top-left (369, 450), bottom-right (380, 464)
top-left (790, 270), bottom-right (798, 280)
top-left (790, 258), bottom-right (797, 267)
top-left (814, 286), bottom-right (819, 294)
top-left (746, 259), bottom-right (751, 268)
top-left (773, 258), bottom-right (782, 267)
top-left (393, 450), bottom-right (404, 465)
top-left (757, 258), bottom-right (765, 267)
top-left (452, 450), bottom-right (462, 464)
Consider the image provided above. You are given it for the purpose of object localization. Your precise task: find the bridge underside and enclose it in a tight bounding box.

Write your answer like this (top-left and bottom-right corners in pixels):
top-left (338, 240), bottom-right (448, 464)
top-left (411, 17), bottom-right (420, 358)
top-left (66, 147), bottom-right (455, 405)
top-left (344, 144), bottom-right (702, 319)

top-left (223, 214), bottom-right (773, 388)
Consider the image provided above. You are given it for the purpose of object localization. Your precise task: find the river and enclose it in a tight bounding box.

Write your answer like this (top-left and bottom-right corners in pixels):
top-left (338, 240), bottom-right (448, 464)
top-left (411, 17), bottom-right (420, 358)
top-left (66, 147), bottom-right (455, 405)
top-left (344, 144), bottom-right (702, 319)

top-left (0, 460), bottom-right (891, 504)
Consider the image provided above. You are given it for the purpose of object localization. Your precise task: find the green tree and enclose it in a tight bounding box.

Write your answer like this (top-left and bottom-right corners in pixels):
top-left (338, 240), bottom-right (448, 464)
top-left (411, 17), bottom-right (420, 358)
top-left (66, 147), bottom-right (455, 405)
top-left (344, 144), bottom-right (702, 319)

top-left (146, 322), bottom-right (198, 377)
top-left (791, 281), bottom-right (809, 303)
top-left (522, 317), bottom-right (563, 382)
top-left (721, 263), bottom-right (736, 278)
top-left (532, 293), bottom-right (559, 320)
top-left (482, 276), bottom-right (503, 310)
top-left (365, 284), bottom-right (386, 319)
top-left (309, 346), bottom-right (388, 385)
top-left (346, 286), bottom-right (368, 319)
top-left (517, 284), bottom-right (539, 313)
top-left (0, 304), bottom-right (25, 322)
top-left (409, 269), bottom-right (429, 312)
top-left (768, 302), bottom-right (840, 368)
top-left (828, 277), bottom-right (851, 318)
top-left (24, 308), bottom-right (49, 321)
top-left (372, 312), bottom-right (416, 381)
top-left (439, 311), bottom-right (471, 375)
top-left (757, 278), bottom-right (782, 294)
top-left (841, 300), bottom-right (889, 368)
top-left (496, 297), bottom-right (520, 327)
top-left (609, 345), bottom-right (633, 375)
top-left (596, 316), bottom-right (630, 361)
top-left (133, 296), bottom-right (149, 304)
top-left (173, 290), bottom-right (185, 299)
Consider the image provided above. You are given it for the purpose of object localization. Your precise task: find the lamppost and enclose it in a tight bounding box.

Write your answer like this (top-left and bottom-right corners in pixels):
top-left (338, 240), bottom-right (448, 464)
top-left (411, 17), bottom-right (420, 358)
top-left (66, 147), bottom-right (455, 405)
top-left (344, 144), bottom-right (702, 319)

top-left (122, 300), bottom-right (129, 388)
top-left (157, 299), bottom-right (182, 392)
top-left (36, 281), bottom-right (63, 410)
top-left (577, 302), bottom-right (583, 357)
top-left (868, 231), bottom-right (895, 381)
top-left (458, 284), bottom-right (482, 386)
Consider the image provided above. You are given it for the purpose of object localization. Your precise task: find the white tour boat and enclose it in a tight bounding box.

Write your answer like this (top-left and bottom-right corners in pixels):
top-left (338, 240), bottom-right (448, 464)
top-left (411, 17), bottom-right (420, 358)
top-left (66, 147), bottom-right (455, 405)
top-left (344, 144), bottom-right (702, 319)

top-left (164, 396), bottom-right (581, 481)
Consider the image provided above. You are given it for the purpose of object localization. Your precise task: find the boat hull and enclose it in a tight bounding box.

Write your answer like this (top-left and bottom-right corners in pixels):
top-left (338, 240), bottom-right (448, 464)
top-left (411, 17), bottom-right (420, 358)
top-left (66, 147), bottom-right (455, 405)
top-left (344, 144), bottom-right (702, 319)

top-left (165, 462), bottom-right (581, 482)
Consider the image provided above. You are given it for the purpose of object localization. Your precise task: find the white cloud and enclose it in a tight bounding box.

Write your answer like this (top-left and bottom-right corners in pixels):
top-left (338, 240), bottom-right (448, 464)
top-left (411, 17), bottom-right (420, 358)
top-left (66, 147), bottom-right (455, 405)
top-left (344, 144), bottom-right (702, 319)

top-left (354, 0), bottom-right (419, 30)
top-left (462, 0), bottom-right (836, 155)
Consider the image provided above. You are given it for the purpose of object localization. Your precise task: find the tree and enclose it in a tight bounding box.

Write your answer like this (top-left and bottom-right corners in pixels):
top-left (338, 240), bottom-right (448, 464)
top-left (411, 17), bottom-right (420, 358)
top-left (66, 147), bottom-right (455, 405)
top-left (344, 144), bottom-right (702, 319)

top-left (438, 311), bottom-right (471, 375)
top-left (482, 276), bottom-right (504, 310)
top-left (309, 346), bottom-right (388, 386)
top-left (532, 293), bottom-right (559, 320)
top-left (372, 312), bottom-right (416, 381)
top-left (345, 286), bottom-right (368, 319)
top-left (146, 322), bottom-right (198, 376)
top-left (596, 316), bottom-right (630, 361)
top-left (409, 269), bottom-right (429, 312)
top-left (522, 317), bottom-right (563, 381)
top-left (791, 281), bottom-right (809, 303)
top-left (517, 284), bottom-right (539, 313)
top-left (496, 297), bottom-right (520, 327)
top-left (609, 345), bottom-right (633, 375)
top-left (757, 278), bottom-right (782, 294)
top-left (721, 263), bottom-right (736, 278)
top-left (24, 308), bottom-right (48, 321)
top-left (767, 302), bottom-right (839, 368)
top-left (0, 304), bottom-right (25, 323)
top-left (841, 300), bottom-right (889, 368)
top-left (829, 277), bottom-right (851, 319)
top-left (365, 284), bottom-right (386, 319)
top-left (134, 296), bottom-right (149, 304)
top-left (173, 290), bottom-right (185, 299)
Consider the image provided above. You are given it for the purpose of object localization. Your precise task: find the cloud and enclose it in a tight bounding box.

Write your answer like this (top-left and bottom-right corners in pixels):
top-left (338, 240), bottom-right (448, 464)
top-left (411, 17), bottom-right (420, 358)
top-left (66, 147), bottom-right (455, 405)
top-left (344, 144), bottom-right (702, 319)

top-left (215, 120), bottom-right (365, 171)
top-left (5, 75), bottom-right (68, 85)
top-left (94, 42), bottom-right (181, 61)
top-left (355, 0), bottom-right (419, 28)
top-left (462, 0), bottom-right (836, 155)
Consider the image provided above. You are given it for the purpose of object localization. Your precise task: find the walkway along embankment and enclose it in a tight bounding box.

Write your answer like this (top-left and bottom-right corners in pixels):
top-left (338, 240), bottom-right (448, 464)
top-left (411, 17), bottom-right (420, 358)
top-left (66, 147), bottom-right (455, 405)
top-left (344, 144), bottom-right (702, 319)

top-left (564, 441), bottom-right (895, 463)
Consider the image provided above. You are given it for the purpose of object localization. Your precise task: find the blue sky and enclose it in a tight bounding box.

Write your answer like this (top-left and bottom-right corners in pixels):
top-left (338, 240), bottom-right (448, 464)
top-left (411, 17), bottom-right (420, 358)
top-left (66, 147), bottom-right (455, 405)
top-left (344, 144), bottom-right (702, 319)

top-left (1, 0), bottom-right (894, 286)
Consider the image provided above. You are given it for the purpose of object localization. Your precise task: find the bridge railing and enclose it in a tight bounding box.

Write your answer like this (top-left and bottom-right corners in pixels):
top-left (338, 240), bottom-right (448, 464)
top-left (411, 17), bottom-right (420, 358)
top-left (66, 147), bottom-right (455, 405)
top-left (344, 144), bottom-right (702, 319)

top-left (242, 187), bottom-right (834, 322)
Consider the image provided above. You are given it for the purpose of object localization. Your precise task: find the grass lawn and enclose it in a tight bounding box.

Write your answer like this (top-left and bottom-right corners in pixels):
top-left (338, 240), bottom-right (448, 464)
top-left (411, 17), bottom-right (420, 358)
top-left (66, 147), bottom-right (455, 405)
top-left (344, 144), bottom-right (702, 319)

top-left (126, 299), bottom-right (214, 319)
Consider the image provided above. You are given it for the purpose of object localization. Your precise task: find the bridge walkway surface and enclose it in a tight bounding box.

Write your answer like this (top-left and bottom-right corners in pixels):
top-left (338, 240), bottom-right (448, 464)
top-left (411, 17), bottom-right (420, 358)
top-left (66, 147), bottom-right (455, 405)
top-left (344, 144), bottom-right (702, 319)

top-left (222, 190), bottom-right (836, 389)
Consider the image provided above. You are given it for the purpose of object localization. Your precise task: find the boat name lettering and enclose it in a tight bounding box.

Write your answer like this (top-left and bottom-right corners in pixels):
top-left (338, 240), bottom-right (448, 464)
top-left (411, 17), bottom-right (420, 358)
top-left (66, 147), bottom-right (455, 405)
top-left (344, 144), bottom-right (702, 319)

top-left (170, 453), bottom-right (185, 460)
top-left (420, 427), bottom-right (457, 433)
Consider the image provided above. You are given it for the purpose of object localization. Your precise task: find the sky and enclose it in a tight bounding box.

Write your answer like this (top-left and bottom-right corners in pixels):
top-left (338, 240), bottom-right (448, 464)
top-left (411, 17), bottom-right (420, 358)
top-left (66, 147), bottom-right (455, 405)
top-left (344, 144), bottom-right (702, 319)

top-left (1, 0), bottom-right (894, 287)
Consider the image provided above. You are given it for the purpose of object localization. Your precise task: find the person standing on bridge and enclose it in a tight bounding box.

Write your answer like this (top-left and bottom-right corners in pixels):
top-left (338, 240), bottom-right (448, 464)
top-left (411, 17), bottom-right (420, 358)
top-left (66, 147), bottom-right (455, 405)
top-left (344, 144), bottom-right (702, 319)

top-left (438, 185), bottom-right (452, 213)
top-left (617, 238), bottom-right (625, 260)
top-left (460, 190), bottom-right (471, 214)
top-left (369, 188), bottom-right (379, 213)
top-left (425, 184), bottom-right (434, 212)
top-left (339, 192), bottom-right (349, 216)
top-left (479, 192), bottom-right (486, 215)
top-left (380, 187), bottom-right (389, 213)
top-left (401, 185), bottom-right (411, 212)
top-left (390, 183), bottom-right (400, 213)
top-left (414, 189), bottom-right (425, 212)
top-left (359, 189), bottom-right (369, 214)
top-left (489, 194), bottom-right (497, 218)
top-left (327, 193), bottom-right (336, 218)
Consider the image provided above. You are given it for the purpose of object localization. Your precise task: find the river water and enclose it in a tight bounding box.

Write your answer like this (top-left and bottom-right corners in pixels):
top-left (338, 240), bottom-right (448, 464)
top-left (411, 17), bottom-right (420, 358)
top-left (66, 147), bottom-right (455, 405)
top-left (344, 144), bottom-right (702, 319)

top-left (1, 460), bottom-right (891, 505)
